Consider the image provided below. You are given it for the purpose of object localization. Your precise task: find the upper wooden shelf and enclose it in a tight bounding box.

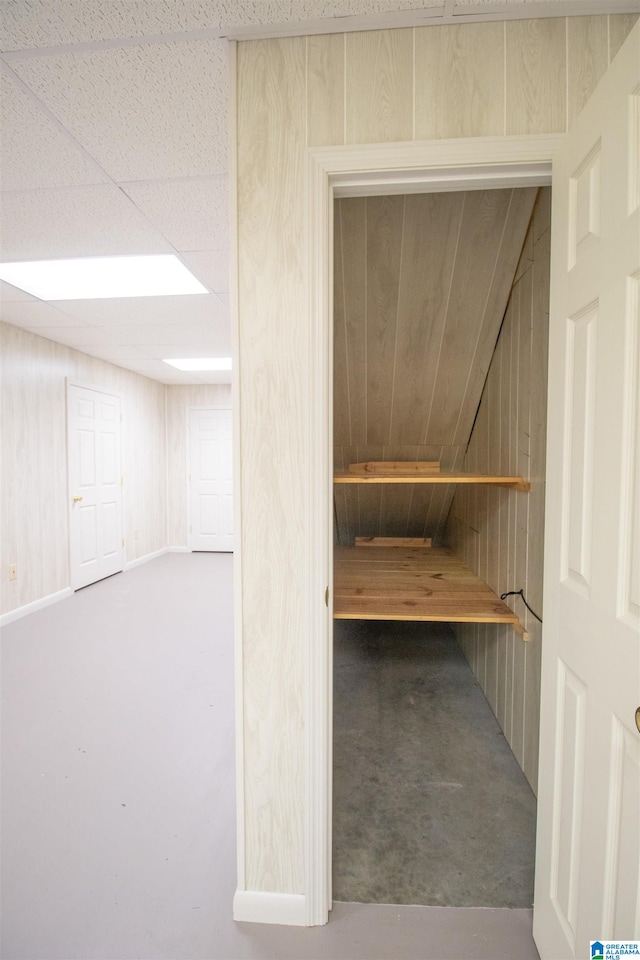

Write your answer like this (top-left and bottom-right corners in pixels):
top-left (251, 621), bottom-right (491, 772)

top-left (333, 462), bottom-right (530, 492)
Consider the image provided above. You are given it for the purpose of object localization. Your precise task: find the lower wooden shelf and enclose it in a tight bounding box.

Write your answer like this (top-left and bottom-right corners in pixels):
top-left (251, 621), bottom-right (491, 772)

top-left (333, 544), bottom-right (521, 626)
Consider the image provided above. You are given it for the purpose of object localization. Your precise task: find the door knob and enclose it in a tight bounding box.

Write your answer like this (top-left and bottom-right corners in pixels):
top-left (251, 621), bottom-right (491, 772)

top-left (73, 495), bottom-right (83, 503)
top-left (636, 707), bottom-right (640, 734)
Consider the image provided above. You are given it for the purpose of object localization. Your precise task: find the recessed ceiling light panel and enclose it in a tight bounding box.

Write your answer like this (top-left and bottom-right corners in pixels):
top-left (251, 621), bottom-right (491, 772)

top-left (163, 358), bottom-right (232, 372)
top-left (0, 255), bottom-right (208, 300)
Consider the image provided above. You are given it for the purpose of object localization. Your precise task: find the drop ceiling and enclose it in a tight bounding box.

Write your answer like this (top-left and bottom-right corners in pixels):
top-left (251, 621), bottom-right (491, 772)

top-left (0, 0), bottom-right (635, 385)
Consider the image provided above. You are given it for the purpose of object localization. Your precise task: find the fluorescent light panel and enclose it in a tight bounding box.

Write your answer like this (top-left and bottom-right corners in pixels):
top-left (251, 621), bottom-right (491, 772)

top-left (163, 357), bottom-right (232, 371)
top-left (0, 255), bottom-right (207, 300)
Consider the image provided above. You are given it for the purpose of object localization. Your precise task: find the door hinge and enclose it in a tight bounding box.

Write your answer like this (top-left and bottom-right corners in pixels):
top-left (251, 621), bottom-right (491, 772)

top-left (325, 586), bottom-right (329, 608)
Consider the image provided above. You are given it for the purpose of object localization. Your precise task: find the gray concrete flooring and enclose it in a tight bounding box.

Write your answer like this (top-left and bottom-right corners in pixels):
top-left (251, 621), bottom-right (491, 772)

top-left (333, 621), bottom-right (537, 907)
top-left (1, 553), bottom-right (539, 959)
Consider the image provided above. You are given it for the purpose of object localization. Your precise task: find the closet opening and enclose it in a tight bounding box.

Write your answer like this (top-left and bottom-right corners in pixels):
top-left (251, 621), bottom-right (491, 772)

top-left (331, 184), bottom-right (550, 908)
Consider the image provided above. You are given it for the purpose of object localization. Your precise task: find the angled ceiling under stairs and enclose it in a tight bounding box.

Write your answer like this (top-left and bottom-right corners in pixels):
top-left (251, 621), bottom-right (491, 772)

top-left (333, 185), bottom-right (539, 545)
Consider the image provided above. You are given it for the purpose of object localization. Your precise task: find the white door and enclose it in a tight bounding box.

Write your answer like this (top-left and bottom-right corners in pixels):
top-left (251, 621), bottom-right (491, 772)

top-left (67, 382), bottom-right (123, 590)
top-left (534, 24), bottom-right (640, 959)
top-left (188, 407), bottom-right (233, 552)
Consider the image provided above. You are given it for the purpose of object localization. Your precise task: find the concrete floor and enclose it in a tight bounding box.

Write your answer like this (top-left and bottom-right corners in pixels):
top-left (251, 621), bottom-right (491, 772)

top-left (0, 553), bottom-right (539, 959)
top-left (333, 621), bottom-right (537, 907)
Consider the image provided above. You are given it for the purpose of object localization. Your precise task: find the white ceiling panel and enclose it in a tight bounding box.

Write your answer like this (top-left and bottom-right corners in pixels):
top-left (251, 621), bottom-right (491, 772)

top-left (136, 337), bottom-right (232, 360)
top-left (122, 177), bottom-right (228, 252)
top-left (109, 357), bottom-right (212, 382)
top-left (181, 250), bottom-right (229, 294)
top-left (53, 293), bottom-right (228, 326)
top-left (105, 321), bottom-right (231, 347)
top-left (0, 0), bottom-right (440, 51)
top-left (0, 279), bottom-right (38, 302)
top-left (11, 41), bottom-right (228, 181)
top-left (0, 300), bottom-right (88, 329)
top-left (0, 184), bottom-right (174, 261)
top-left (0, 72), bottom-right (108, 191)
top-left (31, 324), bottom-right (124, 350)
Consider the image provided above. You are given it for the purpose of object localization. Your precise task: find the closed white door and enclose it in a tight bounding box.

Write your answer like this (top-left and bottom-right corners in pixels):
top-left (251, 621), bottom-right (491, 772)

top-left (67, 383), bottom-right (123, 590)
top-left (188, 407), bottom-right (233, 552)
top-left (534, 24), bottom-right (640, 959)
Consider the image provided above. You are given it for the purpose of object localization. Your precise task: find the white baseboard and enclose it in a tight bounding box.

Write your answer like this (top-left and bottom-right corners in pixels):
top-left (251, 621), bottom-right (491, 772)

top-left (1, 587), bottom-right (73, 628)
top-left (124, 547), bottom-right (169, 570)
top-left (233, 890), bottom-right (307, 926)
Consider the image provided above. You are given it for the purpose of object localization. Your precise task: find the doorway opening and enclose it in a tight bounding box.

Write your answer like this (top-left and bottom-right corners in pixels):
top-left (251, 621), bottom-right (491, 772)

top-left (331, 184), bottom-right (550, 907)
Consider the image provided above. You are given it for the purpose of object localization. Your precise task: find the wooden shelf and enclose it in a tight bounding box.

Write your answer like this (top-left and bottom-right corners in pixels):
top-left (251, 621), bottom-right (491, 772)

top-left (334, 544), bottom-right (523, 628)
top-left (333, 461), bottom-right (530, 491)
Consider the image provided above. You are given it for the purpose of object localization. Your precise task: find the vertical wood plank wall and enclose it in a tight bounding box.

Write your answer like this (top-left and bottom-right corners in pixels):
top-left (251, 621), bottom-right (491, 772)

top-left (333, 188), bottom-right (536, 546)
top-left (445, 189), bottom-right (551, 795)
top-left (0, 322), bottom-right (226, 615)
top-left (235, 14), bottom-right (637, 897)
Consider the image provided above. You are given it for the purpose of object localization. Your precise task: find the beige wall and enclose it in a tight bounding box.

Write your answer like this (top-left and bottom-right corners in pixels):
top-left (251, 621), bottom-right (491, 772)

top-left (166, 383), bottom-right (232, 547)
top-left (1, 322), bottom-right (166, 615)
top-left (445, 188), bottom-right (551, 795)
top-left (236, 14), bottom-right (637, 898)
top-left (0, 322), bottom-right (232, 616)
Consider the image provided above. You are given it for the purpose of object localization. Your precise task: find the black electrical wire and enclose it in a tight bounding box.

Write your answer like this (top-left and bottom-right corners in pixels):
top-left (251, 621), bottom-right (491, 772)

top-left (500, 588), bottom-right (543, 623)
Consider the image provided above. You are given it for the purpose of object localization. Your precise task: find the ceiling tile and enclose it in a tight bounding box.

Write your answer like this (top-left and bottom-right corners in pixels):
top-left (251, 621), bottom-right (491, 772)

top-left (181, 250), bottom-right (229, 293)
top-left (122, 177), bottom-right (228, 252)
top-left (30, 324), bottom-right (123, 350)
top-left (0, 73), bottom-right (108, 191)
top-left (0, 184), bottom-right (173, 260)
top-left (53, 293), bottom-right (229, 326)
top-left (0, 0), bottom-right (439, 51)
top-left (11, 40), bottom-right (228, 180)
top-left (0, 279), bottom-right (38, 302)
top-left (0, 300), bottom-right (88, 328)
top-left (135, 334), bottom-right (231, 358)
top-left (105, 321), bottom-right (231, 346)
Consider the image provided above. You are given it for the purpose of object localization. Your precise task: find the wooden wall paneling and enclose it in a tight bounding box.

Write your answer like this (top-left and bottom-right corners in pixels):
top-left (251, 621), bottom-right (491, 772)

top-left (235, 18), bottom-right (602, 897)
top-left (0, 323), bottom-right (169, 615)
top-left (568, 16), bottom-right (609, 127)
top-left (453, 188), bottom-right (537, 446)
top-left (506, 19), bottom-right (567, 135)
top-left (333, 446), bottom-right (349, 545)
top-left (427, 190), bottom-right (519, 445)
top-left (609, 13), bottom-right (640, 62)
top-left (354, 443), bottom-right (384, 537)
top-left (391, 192), bottom-right (465, 445)
top-left (345, 29), bottom-right (413, 144)
top-left (237, 37), bottom-right (307, 894)
top-left (378, 444), bottom-right (416, 537)
top-left (333, 203), bottom-right (350, 445)
top-left (365, 195), bottom-right (404, 445)
top-left (410, 444), bottom-right (444, 540)
top-left (339, 198), bottom-right (367, 444)
top-left (307, 34), bottom-right (345, 147)
top-left (414, 22), bottom-right (504, 140)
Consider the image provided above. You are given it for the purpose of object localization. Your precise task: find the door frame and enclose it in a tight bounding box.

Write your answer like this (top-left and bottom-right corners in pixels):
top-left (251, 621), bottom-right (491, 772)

top-left (304, 134), bottom-right (564, 925)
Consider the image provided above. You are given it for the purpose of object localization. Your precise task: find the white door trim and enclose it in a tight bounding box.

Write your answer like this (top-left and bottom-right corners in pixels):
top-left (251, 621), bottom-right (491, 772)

top-left (304, 133), bottom-right (564, 926)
